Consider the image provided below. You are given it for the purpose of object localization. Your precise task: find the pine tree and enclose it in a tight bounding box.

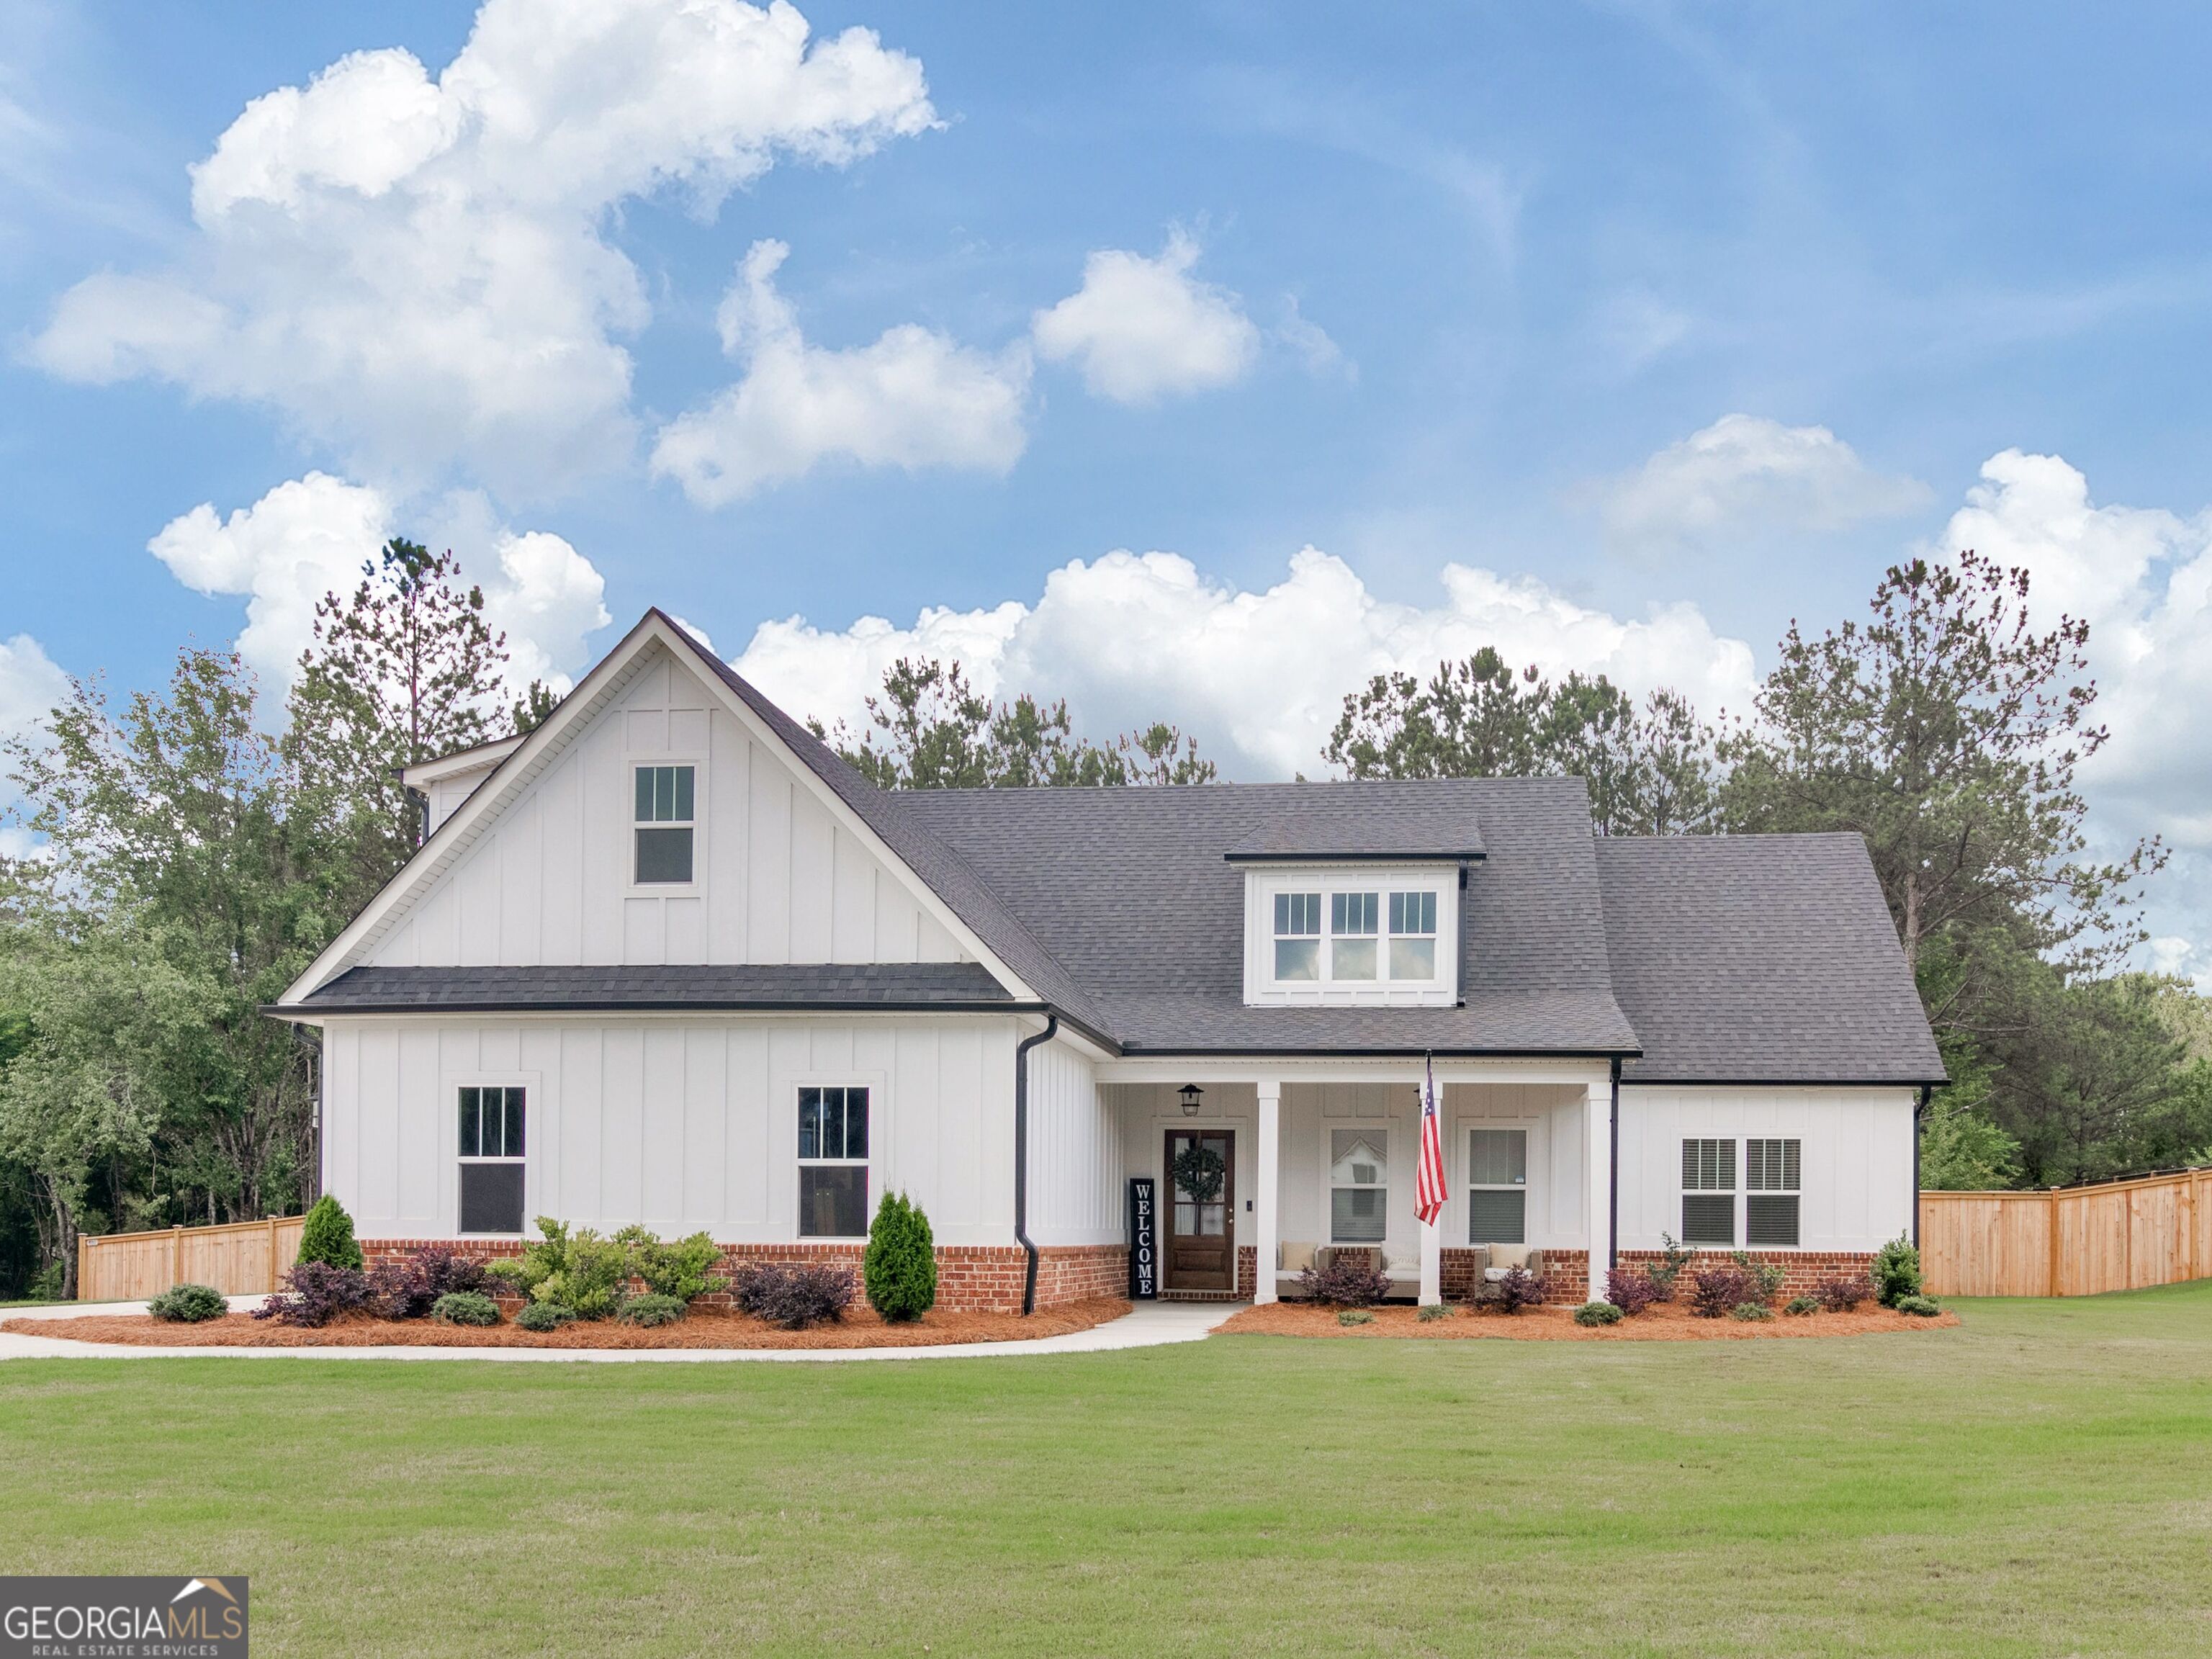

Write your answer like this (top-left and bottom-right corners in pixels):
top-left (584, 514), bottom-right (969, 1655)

top-left (863, 1190), bottom-right (937, 1321)
top-left (295, 1194), bottom-right (363, 1271)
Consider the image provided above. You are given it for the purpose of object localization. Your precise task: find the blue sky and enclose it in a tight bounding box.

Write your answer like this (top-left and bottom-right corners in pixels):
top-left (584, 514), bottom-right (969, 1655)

top-left (6, 1), bottom-right (2212, 969)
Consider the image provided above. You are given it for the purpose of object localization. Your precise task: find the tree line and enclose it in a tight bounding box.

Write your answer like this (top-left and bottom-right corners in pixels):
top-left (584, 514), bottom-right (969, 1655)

top-left (3, 542), bottom-right (2206, 1294)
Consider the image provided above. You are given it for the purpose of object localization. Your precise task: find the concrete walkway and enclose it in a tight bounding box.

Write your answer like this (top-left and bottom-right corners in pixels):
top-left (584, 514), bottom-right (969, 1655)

top-left (0, 1296), bottom-right (1240, 1364)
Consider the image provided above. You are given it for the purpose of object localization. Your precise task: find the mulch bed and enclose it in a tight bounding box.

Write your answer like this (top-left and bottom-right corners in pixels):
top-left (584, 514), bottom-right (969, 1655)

top-left (1220, 1299), bottom-right (1959, 1341)
top-left (4, 1298), bottom-right (1130, 1351)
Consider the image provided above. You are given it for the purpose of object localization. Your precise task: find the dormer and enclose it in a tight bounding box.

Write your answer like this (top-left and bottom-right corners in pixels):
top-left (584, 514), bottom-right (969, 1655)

top-left (1228, 808), bottom-right (1480, 1008)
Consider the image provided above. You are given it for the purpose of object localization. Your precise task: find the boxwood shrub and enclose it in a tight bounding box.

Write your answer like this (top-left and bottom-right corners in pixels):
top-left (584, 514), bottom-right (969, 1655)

top-left (148, 1283), bottom-right (226, 1323)
top-left (515, 1302), bottom-right (575, 1333)
top-left (617, 1293), bottom-right (687, 1328)
top-left (1573, 1300), bottom-right (1622, 1326)
top-left (431, 1291), bottom-right (500, 1326)
top-left (1894, 1294), bottom-right (1943, 1318)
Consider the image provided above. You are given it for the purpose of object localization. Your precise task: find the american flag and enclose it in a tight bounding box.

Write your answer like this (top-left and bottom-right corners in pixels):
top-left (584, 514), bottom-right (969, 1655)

top-left (1416, 1052), bottom-right (1447, 1226)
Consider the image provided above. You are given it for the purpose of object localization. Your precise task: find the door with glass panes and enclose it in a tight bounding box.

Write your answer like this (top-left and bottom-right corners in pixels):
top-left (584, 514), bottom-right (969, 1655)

top-left (1164, 1128), bottom-right (1236, 1292)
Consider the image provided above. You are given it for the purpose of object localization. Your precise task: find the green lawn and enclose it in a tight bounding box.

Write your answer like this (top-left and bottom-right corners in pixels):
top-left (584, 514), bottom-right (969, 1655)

top-left (4, 1285), bottom-right (2211, 1657)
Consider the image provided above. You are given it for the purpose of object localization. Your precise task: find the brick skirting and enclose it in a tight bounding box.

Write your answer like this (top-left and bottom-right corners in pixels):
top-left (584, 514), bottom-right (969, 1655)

top-left (359, 1238), bottom-right (1130, 1314)
top-left (1614, 1248), bottom-right (1879, 1300)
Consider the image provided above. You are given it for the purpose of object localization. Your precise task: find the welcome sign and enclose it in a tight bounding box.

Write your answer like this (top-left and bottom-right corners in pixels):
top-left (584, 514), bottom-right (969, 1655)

top-left (1127, 1176), bottom-right (1157, 1299)
top-left (3, 1576), bottom-right (248, 1657)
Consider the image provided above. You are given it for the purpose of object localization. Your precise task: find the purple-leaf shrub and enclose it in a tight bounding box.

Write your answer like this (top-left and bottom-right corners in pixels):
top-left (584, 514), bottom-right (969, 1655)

top-left (1295, 1254), bottom-right (1394, 1308)
top-left (1605, 1268), bottom-right (1660, 1317)
top-left (368, 1248), bottom-right (497, 1321)
top-left (1814, 1274), bottom-right (1872, 1313)
top-left (1490, 1264), bottom-right (1545, 1314)
top-left (730, 1262), bottom-right (855, 1331)
top-left (252, 1262), bottom-right (372, 1327)
top-left (1686, 1265), bottom-right (1760, 1319)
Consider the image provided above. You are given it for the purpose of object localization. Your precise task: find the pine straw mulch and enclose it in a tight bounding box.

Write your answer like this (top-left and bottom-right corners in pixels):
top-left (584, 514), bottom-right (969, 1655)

top-left (1219, 1299), bottom-right (1959, 1341)
top-left (4, 1298), bottom-right (1130, 1352)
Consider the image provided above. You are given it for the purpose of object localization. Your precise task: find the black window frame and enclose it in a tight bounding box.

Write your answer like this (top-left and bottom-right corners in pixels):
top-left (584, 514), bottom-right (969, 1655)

top-left (797, 1084), bottom-right (871, 1239)
top-left (458, 1084), bottom-right (527, 1236)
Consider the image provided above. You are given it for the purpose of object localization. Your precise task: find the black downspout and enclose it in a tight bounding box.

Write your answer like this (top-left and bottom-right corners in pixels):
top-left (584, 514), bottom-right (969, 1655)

top-left (1912, 1084), bottom-right (1933, 1249)
top-left (1608, 1058), bottom-right (1622, 1277)
top-left (1015, 1015), bottom-right (1059, 1316)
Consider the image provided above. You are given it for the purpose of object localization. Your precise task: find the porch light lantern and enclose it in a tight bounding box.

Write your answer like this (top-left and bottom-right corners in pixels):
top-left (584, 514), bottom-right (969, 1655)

top-left (1178, 1083), bottom-right (1203, 1118)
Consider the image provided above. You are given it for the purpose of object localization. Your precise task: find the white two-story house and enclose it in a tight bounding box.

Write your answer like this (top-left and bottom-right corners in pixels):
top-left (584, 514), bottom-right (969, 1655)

top-left (274, 610), bottom-right (1943, 1311)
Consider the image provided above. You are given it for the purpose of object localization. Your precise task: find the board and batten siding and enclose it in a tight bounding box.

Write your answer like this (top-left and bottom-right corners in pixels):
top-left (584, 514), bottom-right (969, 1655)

top-left (320, 1015), bottom-right (1026, 1247)
top-left (1615, 1086), bottom-right (1916, 1253)
top-left (1022, 1040), bottom-right (1123, 1246)
top-left (369, 647), bottom-right (966, 970)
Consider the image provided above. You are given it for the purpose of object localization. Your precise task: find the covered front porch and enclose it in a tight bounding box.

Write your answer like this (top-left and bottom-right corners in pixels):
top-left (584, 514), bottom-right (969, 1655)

top-left (1097, 1058), bottom-right (1615, 1306)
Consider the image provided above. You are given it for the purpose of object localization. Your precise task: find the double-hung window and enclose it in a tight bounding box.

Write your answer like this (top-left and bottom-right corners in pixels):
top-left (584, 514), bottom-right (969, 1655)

top-left (1681, 1138), bottom-right (1736, 1246)
top-left (1331, 892), bottom-right (1378, 980)
top-left (1274, 892), bottom-right (1322, 981)
top-left (1467, 1128), bottom-right (1527, 1245)
top-left (1388, 891), bottom-right (1437, 980)
top-left (1745, 1138), bottom-right (1802, 1247)
top-left (798, 1086), bottom-right (869, 1238)
top-left (634, 764), bottom-right (695, 884)
top-left (1330, 1130), bottom-right (1387, 1244)
top-left (457, 1086), bottom-right (526, 1234)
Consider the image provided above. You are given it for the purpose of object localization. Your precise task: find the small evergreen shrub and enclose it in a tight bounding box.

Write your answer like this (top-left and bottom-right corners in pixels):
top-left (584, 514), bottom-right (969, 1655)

top-left (253, 1262), bottom-right (372, 1327)
top-left (1605, 1267), bottom-right (1660, 1316)
top-left (1573, 1300), bottom-right (1622, 1326)
top-left (295, 1195), bottom-right (364, 1272)
top-left (615, 1227), bottom-right (726, 1303)
top-left (1337, 1309), bottom-right (1374, 1326)
top-left (618, 1293), bottom-right (687, 1328)
top-left (1646, 1233), bottom-right (1694, 1301)
top-left (1490, 1264), bottom-right (1545, 1314)
top-left (1730, 1250), bottom-right (1788, 1303)
top-left (863, 1191), bottom-right (938, 1321)
top-left (148, 1283), bottom-right (226, 1323)
top-left (1295, 1254), bottom-right (1393, 1307)
top-left (1894, 1294), bottom-right (1942, 1318)
top-left (369, 1247), bottom-right (495, 1320)
top-left (514, 1302), bottom-right (575, 1333)
top-left (731, 1262), bottom-right (855, 1330)
top-left (486, 1218), bottom-right (629, 1319)
top-left (1784, 1295), bottom-right (1820, 1316)
top-left (1872, 1237), bottom-right (1924, 1308)
top-left (1686, 1265), bottom-right (1759, 1318)
top-left (1416, 1303), bottom-right (1452, 1322)
top-left (1815, 1274), bottom-right (1871, 1313)
top-left (1731, 1301), bottom-right (1774, 1322)
top-left (431, 1291), bottom-right (500, 1326)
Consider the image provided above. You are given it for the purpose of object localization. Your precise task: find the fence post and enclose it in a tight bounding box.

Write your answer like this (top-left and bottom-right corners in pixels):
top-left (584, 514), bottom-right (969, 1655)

top-left (2046, 1190), bottom-right (2061, 1298)
top-left (76, 1234), bottom-right (89, 1303)
top-left (266, 1215), bottom-right (279, 1292)
top-left (171, 1225), bottom-right (183, 1292)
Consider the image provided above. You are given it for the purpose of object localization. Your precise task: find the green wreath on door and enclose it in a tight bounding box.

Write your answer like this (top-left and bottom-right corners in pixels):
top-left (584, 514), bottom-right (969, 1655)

top-left (1171, 1143), bottom-right (1227, 1205)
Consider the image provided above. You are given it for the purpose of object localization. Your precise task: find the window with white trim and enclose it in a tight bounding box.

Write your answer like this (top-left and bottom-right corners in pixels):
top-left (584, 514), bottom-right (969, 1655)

top-left (1274, 891), bottom-right (1322, 981)
top-left (1329, 1130), bottom-right (1388, 1244)
top-left (1745, 1138), bottom-right (1802, 1247)
top-left (1330, 891), bottom-right (1378, 981)
top-left (1681, 1138), bottom-right (1735, 1246)
top-left (457, 1086), bottom-right (525, 1234)
top-left (798, 1085), bottom-right (870, 1238)
top-left (1388, 889), bottom-right (1438, 980)
top-left (1467, 1128), bottom-right (1527, 1245)
top-left (634, 764), bottom-right (695, 884)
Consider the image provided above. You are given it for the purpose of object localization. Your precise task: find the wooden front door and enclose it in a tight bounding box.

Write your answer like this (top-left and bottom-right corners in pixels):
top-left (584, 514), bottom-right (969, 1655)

top-left (1164, 1128), bottom-right (1236, 1292)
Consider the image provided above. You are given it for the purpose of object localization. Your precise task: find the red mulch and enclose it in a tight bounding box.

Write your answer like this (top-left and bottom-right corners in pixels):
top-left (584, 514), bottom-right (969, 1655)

top-left (4, 1298), bottom-right (1129, 1351)
top-left (1220, 1299), bottom-right (1959, 1341)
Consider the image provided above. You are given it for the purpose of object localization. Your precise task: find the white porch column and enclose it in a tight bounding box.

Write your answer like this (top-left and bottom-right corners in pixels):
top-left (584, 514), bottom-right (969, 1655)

top-left (1255, 1079), bottom-right (1281, 1304)
top-left (1586, 1078), bottom-right (1612, 1305)
top-left (1419, 1210), bottom-right (1442, 1307)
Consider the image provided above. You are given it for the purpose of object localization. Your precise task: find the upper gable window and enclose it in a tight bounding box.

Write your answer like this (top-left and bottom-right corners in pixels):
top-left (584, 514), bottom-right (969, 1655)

top-left (634, 764), bottom-right (696, 884)
top-left (1246, 869), bottom-right (1458, 1006)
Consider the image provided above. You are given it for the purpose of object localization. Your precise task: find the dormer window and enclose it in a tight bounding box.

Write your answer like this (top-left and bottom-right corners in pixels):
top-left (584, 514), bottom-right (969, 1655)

top-left (1274, 893), bottom-right (1322, 980)
top-left (1331, 892), bottom-right (1377, 979)
top-left (1389, 890), bottom-right (1437, 979)
top-left (1244, 868), bottom-right (1459, 1006)
top-left (634, 764), bottom-right (695, 884)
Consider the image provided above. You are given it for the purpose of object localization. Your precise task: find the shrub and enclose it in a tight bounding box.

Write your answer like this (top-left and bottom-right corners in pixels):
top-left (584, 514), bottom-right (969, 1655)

top-left (863, 1191), bottom-right (938, 1322)
top-left (1731, 1250), bottom-right (1787, 1303)
top-left (1605, 1268), bottom-right (1660, 1317)
top-left (514, 1302), bottom-right (575, 1334)
top-left (1490, 1264), bottom-right (1545, 1314)
top-left (1731, 1301), bottom-right (1774, 1322)
top-left (1784, 1295), bottom-right (1819, 1316)
top-left (253, 1262), bottom-right (371, 1327)
top-left (369, 1247), bottom-right (495, 1321)
top-left (1686, 1265), bottom-right (1759, 1319)
top-left (618, 1293), bottom-right (687, 1328)
top-left (431, 1291), bottom-right (500, 1326)
top-left (295, 1195), bottom-right (364, 1272)
top-left (486, 1218), bottom-right (630, 1319)
top-left (1573, 1300), bottom-right (1622, 1327)
top-left (1416, 1303), bottom-right (1452, 1322)
top-left (1873, 1237), bottom-right (1924, 1308)
top-left (614, 1227), bottom-right (726, 1304)
top-left (148, 1283), bottom-right (226, 1323)
top-left (1295, 1253), bottom-right (1393, 1308)
top-left (1814, 1274), bottom-right (1871, 1313)
top-left (1894, 1294), bottom-right (1943, 1318)
top-left (731, 1262), bottom-right (855, 1330)
top-left (1646, 1233), bottom-right (1694, 1301)
top-left (1337, 1309), bottom-right (1373, 1326)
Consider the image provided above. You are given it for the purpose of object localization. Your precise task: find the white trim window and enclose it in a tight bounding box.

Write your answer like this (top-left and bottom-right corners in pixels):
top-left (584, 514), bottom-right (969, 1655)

top-left (634, 763), bottom-right (696, 884)
top-left (1745, 1138), bottom-right (1802, 1247)
top-left (1330, 892), bottom-right (1379, 980)
top-left (1681, 1138), bottom-right (1736, 1246)
top-left (797, 1085), bottom-right (870, 1238)
top-left (1466, 1128), bottom-right (1527, 1245)
top-left (1274, 892), bottom-right (1323, 981)
top-left (457, 1085), bottom-right (526, 1235)
top-left (1246, 869), bottom-right (1458, 1005)
top-left (1329, 1129), bottom-right (1388, 1244)
top-left (1388, 889), bottom-right (1438, 980)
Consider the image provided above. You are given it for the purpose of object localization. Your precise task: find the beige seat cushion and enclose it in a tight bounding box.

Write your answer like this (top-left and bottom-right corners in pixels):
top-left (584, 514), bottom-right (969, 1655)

top-left (1485, 1244), bottom-right (1532, 1272)
top-left (1279, 1241), bottom-right (1317, 1273)
top-left (1382, 1246), bottom-right (1419, 1277)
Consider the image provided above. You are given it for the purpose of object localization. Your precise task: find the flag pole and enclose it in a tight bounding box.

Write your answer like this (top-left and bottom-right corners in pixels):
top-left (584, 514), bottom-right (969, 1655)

top-left (1418, 1050), bottom-right (1444, 1307)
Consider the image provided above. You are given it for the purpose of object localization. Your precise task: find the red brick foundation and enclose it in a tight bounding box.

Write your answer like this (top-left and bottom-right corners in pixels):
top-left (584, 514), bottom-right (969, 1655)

top-left (358, 1238), bottom-right (1127, 1315)
top-left (1614, 1248), bottom-right (1878, 1300)
top-left (1438, 1247), bottom-right (1589, 1305)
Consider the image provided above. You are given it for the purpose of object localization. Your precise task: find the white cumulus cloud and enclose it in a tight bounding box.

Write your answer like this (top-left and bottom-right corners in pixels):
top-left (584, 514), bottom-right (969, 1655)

top-left (149, 473), bottom-right (611, 693)
top-left (732, 546), bottom-right (1756, 779)
top-left (0, 633), bottom-right (73, 858)
top-left (27, 0), bottom-right (935, 497)
top-left (1032, 230), bottom-right (1261, 404)
top-left (1599, 413), bottom-right (1933, 551)
top-left (651, 239), bottom-right (1032, 505)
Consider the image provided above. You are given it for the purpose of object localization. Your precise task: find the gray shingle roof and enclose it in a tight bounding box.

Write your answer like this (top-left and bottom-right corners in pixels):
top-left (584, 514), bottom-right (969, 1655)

top-left (1223, 800), bottom-right (1483, 863)
top-left (1594, 833), bottom-right (1946, 1084)
top-left (300, 963), bottom-right (1015, 1012)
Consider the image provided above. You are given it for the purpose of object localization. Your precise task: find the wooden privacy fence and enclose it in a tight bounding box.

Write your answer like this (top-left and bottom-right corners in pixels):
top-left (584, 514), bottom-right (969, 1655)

top-left (76, 1215), bottom-right (306, 1303)
top-left (1920, 1168), bottom-right (2212, 1298)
